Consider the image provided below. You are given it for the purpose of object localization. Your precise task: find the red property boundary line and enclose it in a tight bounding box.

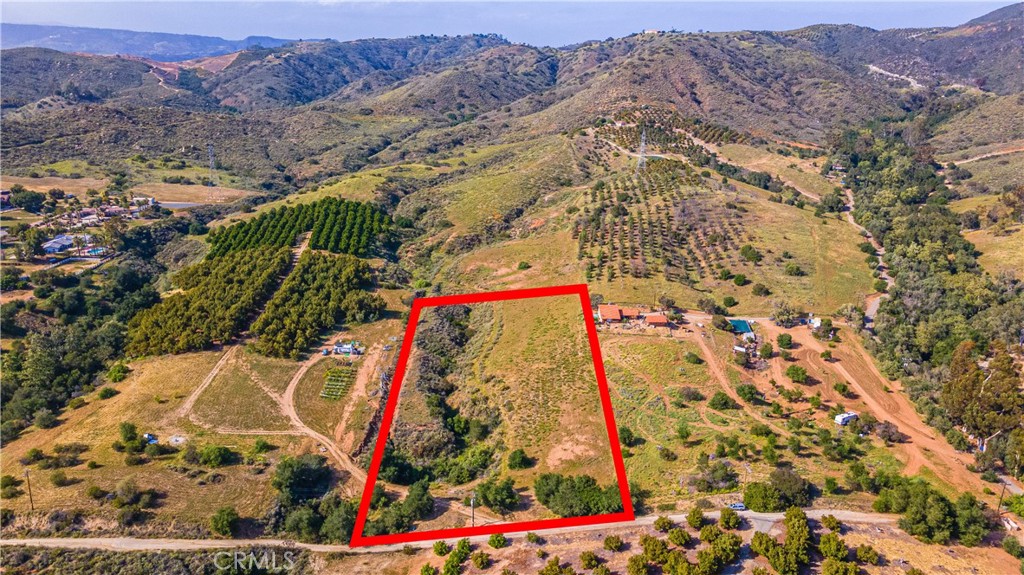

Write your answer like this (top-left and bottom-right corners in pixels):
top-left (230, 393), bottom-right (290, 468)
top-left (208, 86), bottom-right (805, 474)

top-left (349, 284), bottom-right (634, 547)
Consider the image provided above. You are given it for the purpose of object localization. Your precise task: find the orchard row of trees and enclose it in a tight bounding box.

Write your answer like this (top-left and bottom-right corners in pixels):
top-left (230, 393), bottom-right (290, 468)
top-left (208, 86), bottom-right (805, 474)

top-left (206, 198), bottom-right (389, 258)
top-left (574, 164), bottom-right (760, 286)
top-left (607, 107), bottom-right (750, 148)
top-left (127, 248), bottom-right (291, 355)
top-left (250, 253), bottom-right (386, 358)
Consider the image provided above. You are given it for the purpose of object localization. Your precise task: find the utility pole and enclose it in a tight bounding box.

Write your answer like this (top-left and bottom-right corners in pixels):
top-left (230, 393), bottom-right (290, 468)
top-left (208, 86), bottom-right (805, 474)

top-left (636, 128), bottom-right (647, 176)
top-left (997, 452), bottom-right (1022, 515)
top-left (207, 143), bottom-right (217, 204)
top-left (207, 143), bottom-right (216, 184)
top-left (24, 470), bottom-right (33, 511)
top-left (470, 491), bottom-right (476, 527)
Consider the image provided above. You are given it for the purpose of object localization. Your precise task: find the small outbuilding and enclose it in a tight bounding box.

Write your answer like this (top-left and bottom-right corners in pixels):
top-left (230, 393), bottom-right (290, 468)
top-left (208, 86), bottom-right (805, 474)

top-left (333, 342), bottom-right (362, 356)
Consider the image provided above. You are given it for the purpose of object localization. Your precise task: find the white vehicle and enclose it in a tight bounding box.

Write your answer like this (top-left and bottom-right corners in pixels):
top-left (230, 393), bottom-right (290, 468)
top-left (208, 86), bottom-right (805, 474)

top-left (834, 412), bottom-right (859, 426)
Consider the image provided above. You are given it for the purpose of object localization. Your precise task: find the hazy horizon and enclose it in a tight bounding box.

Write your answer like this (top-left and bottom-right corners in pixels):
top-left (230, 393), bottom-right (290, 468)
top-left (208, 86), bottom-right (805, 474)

top-left (1, 1), bottom-right (1013, 47)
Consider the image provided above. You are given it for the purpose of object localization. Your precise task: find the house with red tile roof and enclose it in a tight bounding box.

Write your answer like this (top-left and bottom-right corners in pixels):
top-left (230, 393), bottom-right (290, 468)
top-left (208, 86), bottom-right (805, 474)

top-left (597, 304), bottom-right (623, 322)
top-left (620, 307), bottom-right (641, 319)
top-left (644, 313), bottom-right (670, 327)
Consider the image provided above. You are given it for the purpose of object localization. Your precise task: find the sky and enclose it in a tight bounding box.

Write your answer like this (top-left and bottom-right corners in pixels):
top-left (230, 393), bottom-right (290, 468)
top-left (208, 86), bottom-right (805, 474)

top-left (1, 1), bottom-right (1012, 46)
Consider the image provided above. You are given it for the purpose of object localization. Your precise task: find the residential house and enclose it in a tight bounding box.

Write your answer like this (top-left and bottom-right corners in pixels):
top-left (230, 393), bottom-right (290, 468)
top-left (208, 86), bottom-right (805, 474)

top-left (597, 304), bottom-right (623, 323)
top-left (644, 313), bottom-right (670, 327)
top-left (42, 234), bottom-right (74, 254)
top-left (621, 307), bottom-right (642, 320)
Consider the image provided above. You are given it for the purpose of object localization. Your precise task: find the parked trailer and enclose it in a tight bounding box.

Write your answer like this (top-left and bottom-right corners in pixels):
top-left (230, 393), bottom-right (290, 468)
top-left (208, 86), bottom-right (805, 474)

top-left (834, 412), bottom-right (859, 426)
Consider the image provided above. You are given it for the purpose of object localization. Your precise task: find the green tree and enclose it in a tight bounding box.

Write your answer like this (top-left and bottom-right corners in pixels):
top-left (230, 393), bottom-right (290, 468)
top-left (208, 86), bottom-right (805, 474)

top-left (708, 392), bottom-right (738, 410)
top-left (785, 365), bottom-right (808, 384)
top-left (777, 333), bottom-right (793, 349)
top-left (507, 448), bottom-right (531, 469)
top-left (822, 558), bottom-right (859, 575)
top-left (719, 507), bottom-right (740, 529)
top-left (199, 445), bottom-right (233, 467)
top-left (10, 189), bottom-right (45, 213)
top-left (855, 544), bottom-right (880, 564)
top-left (284, 506), bottom-right (321, 541)
top-left (619, 425), bottom-right (637, 447)
top-left (627, 554), bottom-right (649, 575)
top-left (819, 532), bottom-right (847, 560)
top-left (654, 516), bottom-right (674, 532)
top-left (604, 534), bottom-right (624, 552)
top-left (676, 421), bottom-right (692, 443)
top-left (668, 527), bottom-right (691, 546)
top-left (272, 454), bottom-right (331, 505)
top-left (210, 506), bottom-right (239, 536)
top-left (686, 507), bottom-right (704, 529)
top-left (477, 476), bottom-right (518, 515)
top-left (744, 482), bottom-right (783, 512)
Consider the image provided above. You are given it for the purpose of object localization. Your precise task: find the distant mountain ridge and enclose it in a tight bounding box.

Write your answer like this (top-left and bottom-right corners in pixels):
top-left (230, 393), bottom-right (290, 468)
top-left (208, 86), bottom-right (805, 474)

top-left (0, 23), bottom-right (292, 61)
top-left (1, 4), bottom-right (1020, 187)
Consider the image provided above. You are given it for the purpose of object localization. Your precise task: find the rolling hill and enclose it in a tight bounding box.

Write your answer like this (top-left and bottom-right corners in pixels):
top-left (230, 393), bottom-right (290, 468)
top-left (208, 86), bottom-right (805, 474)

top-left (0, 23), bottom-right (290, 61)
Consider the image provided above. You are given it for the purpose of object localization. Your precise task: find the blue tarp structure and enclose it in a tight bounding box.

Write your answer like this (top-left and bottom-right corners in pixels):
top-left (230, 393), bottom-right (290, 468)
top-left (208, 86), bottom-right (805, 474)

top-left (729, 319), bottom-right (753, 334)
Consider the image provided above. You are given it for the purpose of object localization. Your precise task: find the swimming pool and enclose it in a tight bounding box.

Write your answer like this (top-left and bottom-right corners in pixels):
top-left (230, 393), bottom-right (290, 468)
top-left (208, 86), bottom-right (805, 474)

top-left (728, 319), bottom-right (753, 334)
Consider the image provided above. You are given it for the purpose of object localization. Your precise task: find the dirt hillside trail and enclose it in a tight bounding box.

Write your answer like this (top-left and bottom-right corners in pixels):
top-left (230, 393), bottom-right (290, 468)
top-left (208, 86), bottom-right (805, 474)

top-left (177, 230), bottom-right (315, 426)
top-left (842, 188), bottom-right (891, 325)
top-left (674, 318), bottom-right (788, 437)
top-left (174, 345), bottom-right (237, 422)
top-left (334, 343), bottom-right (384, 452)
top-left (765, 323), bottom-right (989, 497)
top-left (280, 345), bottom-right (369, 490)
top-left (236, 353), bottom-right (286, 405)
top-left (601, 338), bottom-right (673, 410)
top-left (955, 145), bottom-right (1024, 164)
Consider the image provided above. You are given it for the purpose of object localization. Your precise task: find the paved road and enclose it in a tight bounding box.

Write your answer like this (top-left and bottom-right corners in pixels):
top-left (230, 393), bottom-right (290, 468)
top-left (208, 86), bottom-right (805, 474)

top-left (0, 509), bottom-right (897, 554)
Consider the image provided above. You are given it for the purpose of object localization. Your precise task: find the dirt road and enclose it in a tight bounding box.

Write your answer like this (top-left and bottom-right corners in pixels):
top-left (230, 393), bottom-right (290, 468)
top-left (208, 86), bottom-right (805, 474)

top-left (279, 347), bottom-right (369, 489)
top-left (0, 508), bottom-right (898, 554)
top-left (175, 345), bottom-right (237, 421)
top-left (673, 316), bottom-right (788, 436)
top-left (842, 189), bottom-right (891, 325)
top-left (955, 146), bottom-right (1024, 164)
top-left (753, 321), bottom-right (991, 498)
top-left (334, 343), bottom-right (383, 452)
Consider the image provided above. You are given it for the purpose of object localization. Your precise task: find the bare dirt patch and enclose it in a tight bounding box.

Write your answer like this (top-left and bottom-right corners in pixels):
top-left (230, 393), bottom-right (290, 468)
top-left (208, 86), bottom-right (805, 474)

top-left (131, 182), bottom-right (253, 204)
top-left (1, 175), bottom-right (108, 195)
top-left (546, 433), bottom-right (597, 467)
